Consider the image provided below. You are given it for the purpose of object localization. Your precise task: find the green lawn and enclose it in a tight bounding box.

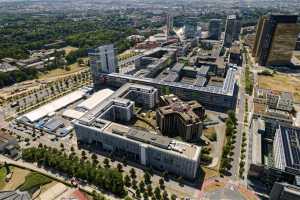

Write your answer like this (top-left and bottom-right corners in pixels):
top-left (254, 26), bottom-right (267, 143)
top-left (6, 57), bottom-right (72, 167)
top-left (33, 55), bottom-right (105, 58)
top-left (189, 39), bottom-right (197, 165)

top-left (0, 166), bottom-right (10, 189)
top-left (0, 167), bottom-right (7, 188)
top-left (19, 172), bottom-right (52, 191)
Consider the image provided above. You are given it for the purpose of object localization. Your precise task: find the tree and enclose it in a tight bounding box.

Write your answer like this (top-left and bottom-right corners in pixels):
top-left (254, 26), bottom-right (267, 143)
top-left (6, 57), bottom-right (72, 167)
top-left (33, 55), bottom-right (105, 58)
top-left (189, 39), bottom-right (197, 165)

top-left (139, 181), bottom-right (145, 193)
top-left (124, 175), bottom-right (131, 187)
top-left (147, 184), bottom-right (153, 196)
top-left (159, 178), bottom-right (165, 189)
top-left (132, 179), bottom-right (138, 190)
top-left (130, 168), bottom-right (136, 179)
top-left (143, 192), bottom-right (149, 200)
top-left (91, 154), bottom-right (97, 161)
top-left (4, 162), bottom-right (10, 174)
top-left (162, 171), bottom-right (168, 181)
top-left (21, 147), bottom-right (125, 196)
top-left (135, 189), bottom-right (141, 198)
top-left (154, 187), bottom-right (161, 200)
top-left (104, 158), bottom-right (110, 168)
top-left (117, 163), bottom-right (123, 172)
top-left (162, 191), bottom-right (169, 200)
top-left (171, 194), bottom-right (177, 200)
top-left (144, 172), bottom-right (151, 185)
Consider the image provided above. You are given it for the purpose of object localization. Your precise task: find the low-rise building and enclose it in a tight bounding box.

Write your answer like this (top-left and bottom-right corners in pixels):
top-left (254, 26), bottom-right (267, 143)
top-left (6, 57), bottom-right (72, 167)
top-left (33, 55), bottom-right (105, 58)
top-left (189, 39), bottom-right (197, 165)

top-left (75, 121), bottom-right (201, 180)
top-left (74, 83), bottom-right (201, 179)
top-left (255, 88), bottom-right (294, 112)
top-left (0, 131), bottom-right (18, 157)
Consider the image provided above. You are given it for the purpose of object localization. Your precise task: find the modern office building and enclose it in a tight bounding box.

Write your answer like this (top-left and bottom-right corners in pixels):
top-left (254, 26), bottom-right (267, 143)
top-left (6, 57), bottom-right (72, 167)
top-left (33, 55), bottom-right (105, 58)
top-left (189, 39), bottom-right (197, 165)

top-left (89, 44), bottom-right (118, 88)
top-left (273, 125), bottom-right (300, 175)
top-left (91, 46), bottom-right (237, 111)
top-left (166, 14), bottom-right (173, 36)
top-left (75, 121), bottom-right (201, 180)
top-left (252, 14), bottom-right (300, 66)
top-left (184, 19), bottom-right (198, 39)
top-left (270, 182), bottom-right (300, 200)
top-left (157, 94), bottom-right (205, 142)
top-left (74, 83), bottom-right (201, 179)
top-left (208, 19), bottom-right (222, 40)
top-left (223, 15), bottom-right (241, 47)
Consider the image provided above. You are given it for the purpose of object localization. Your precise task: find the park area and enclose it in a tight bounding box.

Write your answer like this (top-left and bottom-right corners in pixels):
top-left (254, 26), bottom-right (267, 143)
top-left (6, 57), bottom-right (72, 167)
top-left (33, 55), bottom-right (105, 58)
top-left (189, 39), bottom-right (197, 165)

top-left (0, 165), bottom-right (52, 193)
top-left (38, 61), bottom-right (87, 80)
top-left (258, 73), bottom-right (300, 103)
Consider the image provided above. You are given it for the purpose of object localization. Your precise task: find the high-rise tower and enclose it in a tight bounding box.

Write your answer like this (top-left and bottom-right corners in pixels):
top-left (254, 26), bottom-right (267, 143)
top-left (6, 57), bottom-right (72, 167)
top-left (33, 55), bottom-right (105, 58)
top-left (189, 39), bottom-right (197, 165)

top-left (89, 44), bottom-right (118, 89)
top-left (208, 19), bottom-right (222, 40)
top-left (252, 14), bottom-right (300, 66)
top-left (223, 15), bottom-right (241, 47)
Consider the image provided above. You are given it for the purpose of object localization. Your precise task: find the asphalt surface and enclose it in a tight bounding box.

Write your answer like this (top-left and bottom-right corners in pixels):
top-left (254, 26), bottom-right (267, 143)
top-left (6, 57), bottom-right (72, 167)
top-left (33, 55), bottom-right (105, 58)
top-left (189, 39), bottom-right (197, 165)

top-left (229, 56), bottom-right (246, 180)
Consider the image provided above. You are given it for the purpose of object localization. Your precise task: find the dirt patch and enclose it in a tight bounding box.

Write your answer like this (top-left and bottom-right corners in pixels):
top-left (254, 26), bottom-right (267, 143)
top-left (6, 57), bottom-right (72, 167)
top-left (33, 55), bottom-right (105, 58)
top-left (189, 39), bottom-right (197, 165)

top-left (38, 62), bottom-right (87, 80)
top-left (2, 167), bottom-right (30, 190)
top-left (204, 127), bottom-right (217, 141)
top-left (61, 46), bottom-right (79, 56)
top-left (258, 73), bottom-right (300, 102)
top-left (202, 167), bottom-right (219, 180)
top-left (203, 181), bottom-right (226, 193)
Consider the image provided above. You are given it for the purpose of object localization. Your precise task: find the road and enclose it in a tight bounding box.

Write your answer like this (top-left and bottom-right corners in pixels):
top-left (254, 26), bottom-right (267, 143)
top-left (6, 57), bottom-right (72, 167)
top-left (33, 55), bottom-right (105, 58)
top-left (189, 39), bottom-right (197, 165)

top-left (229, 52), bottom-right (247, 180)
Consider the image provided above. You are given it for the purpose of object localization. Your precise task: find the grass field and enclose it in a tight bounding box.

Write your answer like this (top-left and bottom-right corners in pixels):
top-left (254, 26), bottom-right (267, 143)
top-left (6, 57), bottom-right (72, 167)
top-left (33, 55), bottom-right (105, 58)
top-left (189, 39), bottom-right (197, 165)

top-left (0, 167), bottom-right (8, 189)
top-left (202, 167), bottom-right (219, 180)
top-left (204, 127), bottom-right (217, 142)
top-left (19, 172), bottom-right (52, 191)
top-left (38, 62), bottom-right (87, 80)
top-left (3, 167), bottom-right (30, 190)
top-left (258, 73), bottom-right (300, 102)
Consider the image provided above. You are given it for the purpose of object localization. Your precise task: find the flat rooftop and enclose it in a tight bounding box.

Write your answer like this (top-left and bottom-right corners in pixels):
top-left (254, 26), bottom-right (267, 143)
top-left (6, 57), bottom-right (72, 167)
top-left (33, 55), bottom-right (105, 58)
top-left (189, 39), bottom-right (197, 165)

top-left (102, 122), bottom-right (200, 160)
top-left (80, 83), bottom-right (157, 124)
top-left (158, 96), bottom-right (202, 123)
top-left (278, 125), bottom-right (300, 172)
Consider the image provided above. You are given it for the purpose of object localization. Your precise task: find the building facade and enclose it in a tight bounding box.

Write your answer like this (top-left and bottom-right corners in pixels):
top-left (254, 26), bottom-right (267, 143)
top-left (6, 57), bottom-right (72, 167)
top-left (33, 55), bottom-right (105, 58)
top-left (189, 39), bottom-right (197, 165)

top-left (252, 14), bottom-right (300, 66)
top-left (74, 83), bottom-right (201, 179)
top-left (208, 19), bottom-right (222, 40)
top-left (89, 44), bottom-right (118, 89)
top-left (75, 121), bottom-right (201, 179)
top-left (273, 125), bottom-right (300, 175)
top-left (223, 15), bottom-right (241, 47)
top-left (157, 94), bottom-right (205, 142)
top-left (270, 182), bottom-right (300, 200)
top-left (166, 14), bottom-right (173, 36)
top-left (184, 19), bottom-right (198, 39)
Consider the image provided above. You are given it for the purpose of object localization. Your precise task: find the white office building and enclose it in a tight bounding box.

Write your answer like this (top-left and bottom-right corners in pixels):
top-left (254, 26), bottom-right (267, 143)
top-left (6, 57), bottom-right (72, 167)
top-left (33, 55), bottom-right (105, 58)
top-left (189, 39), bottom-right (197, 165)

top-left (89, 44), bottom-right (118, 88)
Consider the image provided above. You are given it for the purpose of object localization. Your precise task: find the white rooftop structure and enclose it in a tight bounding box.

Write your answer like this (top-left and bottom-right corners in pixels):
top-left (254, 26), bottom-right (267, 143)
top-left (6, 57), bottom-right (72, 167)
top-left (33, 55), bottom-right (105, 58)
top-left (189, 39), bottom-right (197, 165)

top-left (76, 88), bottom-right (114, 111)
top-left (62, 109), bottom-right (86, 120)
top-left (20, 89), bottom-right (87, 123)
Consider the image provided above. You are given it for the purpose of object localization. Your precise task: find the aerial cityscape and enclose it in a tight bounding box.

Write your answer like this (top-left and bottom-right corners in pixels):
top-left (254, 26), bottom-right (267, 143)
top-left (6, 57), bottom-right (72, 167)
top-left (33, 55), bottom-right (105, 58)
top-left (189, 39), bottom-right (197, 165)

top-left (0, 0), bottom-right (300, 199)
